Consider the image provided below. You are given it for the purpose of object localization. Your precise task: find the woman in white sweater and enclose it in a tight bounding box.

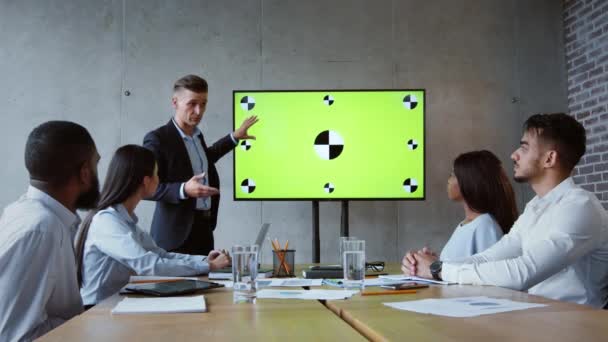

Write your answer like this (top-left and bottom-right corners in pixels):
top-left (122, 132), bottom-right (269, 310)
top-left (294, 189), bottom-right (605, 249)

top-left (74, 145), bottom-right (230, 306)
top-left (431, 150), bottom-right (518, 262)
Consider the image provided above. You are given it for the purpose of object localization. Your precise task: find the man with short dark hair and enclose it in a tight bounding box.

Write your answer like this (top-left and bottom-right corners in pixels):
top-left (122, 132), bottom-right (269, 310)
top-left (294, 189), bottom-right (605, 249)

top-left (403, 113), bottom-right (608, 308)
top-left (144, 74), bottom-right (257, 255)
top-left (0, 121), bottom-right (101, 341)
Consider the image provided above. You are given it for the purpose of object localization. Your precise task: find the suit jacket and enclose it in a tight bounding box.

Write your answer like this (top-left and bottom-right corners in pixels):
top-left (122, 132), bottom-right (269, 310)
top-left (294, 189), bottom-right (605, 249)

top-left (143, 119), bottom-right (236, 251)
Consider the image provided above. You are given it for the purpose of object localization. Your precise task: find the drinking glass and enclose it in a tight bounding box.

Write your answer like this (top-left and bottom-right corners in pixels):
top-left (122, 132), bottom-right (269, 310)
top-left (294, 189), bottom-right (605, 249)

top-left (339, 236), bottom-right (358, 265)
top-left (342, 240), bottom-right (365, 291)
top-left (232, 245), bottom-right (258, 301)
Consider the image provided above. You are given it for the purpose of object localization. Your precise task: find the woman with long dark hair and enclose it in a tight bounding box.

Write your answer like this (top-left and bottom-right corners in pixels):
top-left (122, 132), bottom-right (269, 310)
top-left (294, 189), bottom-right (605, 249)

top-left (437, 150), bottom-right (518, 261)
top-left (75, 145), bottom-right (230, 306)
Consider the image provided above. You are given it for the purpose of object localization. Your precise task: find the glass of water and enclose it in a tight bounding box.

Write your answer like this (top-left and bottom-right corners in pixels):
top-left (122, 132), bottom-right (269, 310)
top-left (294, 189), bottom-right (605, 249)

top-left (342, 240), bottom-right (365, 291)
top-left (339, 236), bottom-right (358, 264)
top-left (232, 245), bottom-right (258, 302)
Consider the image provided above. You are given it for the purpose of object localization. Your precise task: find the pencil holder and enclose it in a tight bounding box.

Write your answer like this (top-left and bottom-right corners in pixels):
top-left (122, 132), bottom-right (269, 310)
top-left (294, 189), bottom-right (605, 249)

top-left (272, 249), bottom-right (295, 277)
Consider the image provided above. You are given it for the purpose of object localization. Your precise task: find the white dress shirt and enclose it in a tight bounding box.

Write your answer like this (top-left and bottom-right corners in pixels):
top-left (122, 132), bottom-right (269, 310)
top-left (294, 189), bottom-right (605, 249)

top-left (0, 186), bottom-right (83, 342)
top-left (80, 204), bottom-right (210, 305)
top-left (442, 178), bottom-right (608, 308)
top-left (439, 213), bottom-right (503, 262)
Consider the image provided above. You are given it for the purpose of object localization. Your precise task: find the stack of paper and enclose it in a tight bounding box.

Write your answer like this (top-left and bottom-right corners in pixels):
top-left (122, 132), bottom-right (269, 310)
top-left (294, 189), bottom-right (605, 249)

top-left (256, 278), bottom-right (323, 287)
top-left (256, 289), bottom-right (358, 300)
top-left (363, 278), bottom-right (415, 287)
top-left (379, 274), bottom-right (455, 285)
top-left (111, 295), bottom-right (207, 314)
top-left (384, 296), bottom-right (547, 317)
top-left (208, 268), bottom-right (273, 280)
top-left (323, 278), bottom-right (408, 287)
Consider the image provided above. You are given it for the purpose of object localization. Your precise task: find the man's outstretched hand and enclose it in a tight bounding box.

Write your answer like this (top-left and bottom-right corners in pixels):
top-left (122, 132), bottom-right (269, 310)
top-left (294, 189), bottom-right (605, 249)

top-left (234, 115), bottom-right (259, 140)
top-left (184, 173), bottom-right (219, 198)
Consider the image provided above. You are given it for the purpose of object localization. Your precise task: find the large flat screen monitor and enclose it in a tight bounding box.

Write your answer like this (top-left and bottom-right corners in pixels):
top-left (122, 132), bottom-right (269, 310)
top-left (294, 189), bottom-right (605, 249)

top-left (233, 89), bottom-right (425, 200)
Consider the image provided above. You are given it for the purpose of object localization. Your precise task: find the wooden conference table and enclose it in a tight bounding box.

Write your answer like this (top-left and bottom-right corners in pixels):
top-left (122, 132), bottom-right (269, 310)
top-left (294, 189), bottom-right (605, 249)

top-left (39, 264), bottom-right (608, 341)
top-left (324, 264), bottom-right (608, 341)
top-left (38, 287), bottom-right (363, 341)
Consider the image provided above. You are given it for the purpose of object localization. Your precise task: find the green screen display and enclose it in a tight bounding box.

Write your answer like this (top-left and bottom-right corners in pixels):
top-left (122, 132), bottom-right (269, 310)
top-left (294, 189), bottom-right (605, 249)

top-left (233, 90), bottom-right (425, 200)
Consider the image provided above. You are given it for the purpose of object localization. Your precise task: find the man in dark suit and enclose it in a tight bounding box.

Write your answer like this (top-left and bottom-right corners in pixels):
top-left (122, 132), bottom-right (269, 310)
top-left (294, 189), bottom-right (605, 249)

top-left (144, 74), bottom-right (257, 255)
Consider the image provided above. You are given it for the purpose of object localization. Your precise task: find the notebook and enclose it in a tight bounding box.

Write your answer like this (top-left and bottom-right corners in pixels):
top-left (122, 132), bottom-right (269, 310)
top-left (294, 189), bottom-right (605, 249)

top-left (111, 295), bottom-right (207, 314)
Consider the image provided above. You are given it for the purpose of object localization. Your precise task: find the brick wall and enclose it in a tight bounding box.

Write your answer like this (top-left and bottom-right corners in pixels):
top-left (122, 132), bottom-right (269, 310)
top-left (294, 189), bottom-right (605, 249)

top-left (565, 0), bottom-right (608, 208)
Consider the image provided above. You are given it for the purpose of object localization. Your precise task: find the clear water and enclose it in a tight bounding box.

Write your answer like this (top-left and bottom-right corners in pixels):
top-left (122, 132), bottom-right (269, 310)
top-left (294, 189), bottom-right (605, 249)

top-left (232, 251), bottom-right (258, 298)
top-left (343, 250), bottom-right (365, 290)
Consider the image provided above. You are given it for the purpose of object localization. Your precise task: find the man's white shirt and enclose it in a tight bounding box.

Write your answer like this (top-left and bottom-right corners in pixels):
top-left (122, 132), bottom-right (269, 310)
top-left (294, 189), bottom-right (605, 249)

top-left (0, 186), bottom-right (83, 341)
top-left (442, 178), bottom-right (608, 308)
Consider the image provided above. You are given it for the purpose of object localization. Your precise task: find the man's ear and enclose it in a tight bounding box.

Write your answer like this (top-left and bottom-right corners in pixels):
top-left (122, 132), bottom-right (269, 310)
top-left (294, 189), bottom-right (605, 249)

top-left (543, 150), bottom-right (558, 169)
top-left (171, 95), bottom-right (178, 109)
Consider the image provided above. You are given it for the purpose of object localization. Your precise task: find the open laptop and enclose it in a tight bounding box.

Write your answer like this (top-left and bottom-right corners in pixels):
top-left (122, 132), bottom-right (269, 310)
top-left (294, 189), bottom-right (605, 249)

top-left (208, 223), bottom-right (272, 279)
top-left (254, 223), bottom-right (270, 251)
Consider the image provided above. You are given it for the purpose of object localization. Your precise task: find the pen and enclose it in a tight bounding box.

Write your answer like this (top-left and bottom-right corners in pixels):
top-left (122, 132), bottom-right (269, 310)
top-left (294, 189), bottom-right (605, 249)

top-left (361, 289), bottom-right (417, 296)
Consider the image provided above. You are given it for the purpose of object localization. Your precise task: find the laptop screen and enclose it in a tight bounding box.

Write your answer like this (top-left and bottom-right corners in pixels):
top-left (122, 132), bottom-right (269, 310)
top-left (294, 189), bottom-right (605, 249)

top-left (254, 223), bottom-right (270, 247)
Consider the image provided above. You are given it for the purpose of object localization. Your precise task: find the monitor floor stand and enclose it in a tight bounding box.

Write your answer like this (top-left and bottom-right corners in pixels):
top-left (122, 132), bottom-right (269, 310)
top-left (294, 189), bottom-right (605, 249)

top-left (312, 200), bottom-right (349, 263)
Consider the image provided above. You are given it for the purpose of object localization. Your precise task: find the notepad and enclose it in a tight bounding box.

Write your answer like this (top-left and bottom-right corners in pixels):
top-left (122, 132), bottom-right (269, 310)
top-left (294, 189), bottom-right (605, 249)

top-left (384, 296), bottom-right (547, 317)
top-left (111, 295), bottom-right (207, 314)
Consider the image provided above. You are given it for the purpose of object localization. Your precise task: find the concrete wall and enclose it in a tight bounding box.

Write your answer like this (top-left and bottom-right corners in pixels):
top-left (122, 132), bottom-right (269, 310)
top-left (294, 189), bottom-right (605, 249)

top-left (0, 0), bottom-right (567, 264)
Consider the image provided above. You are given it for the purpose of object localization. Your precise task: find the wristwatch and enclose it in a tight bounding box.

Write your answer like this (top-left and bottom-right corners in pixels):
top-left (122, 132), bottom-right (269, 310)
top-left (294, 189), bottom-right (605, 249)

top-left (430, 260), bottom-right (443, 281)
